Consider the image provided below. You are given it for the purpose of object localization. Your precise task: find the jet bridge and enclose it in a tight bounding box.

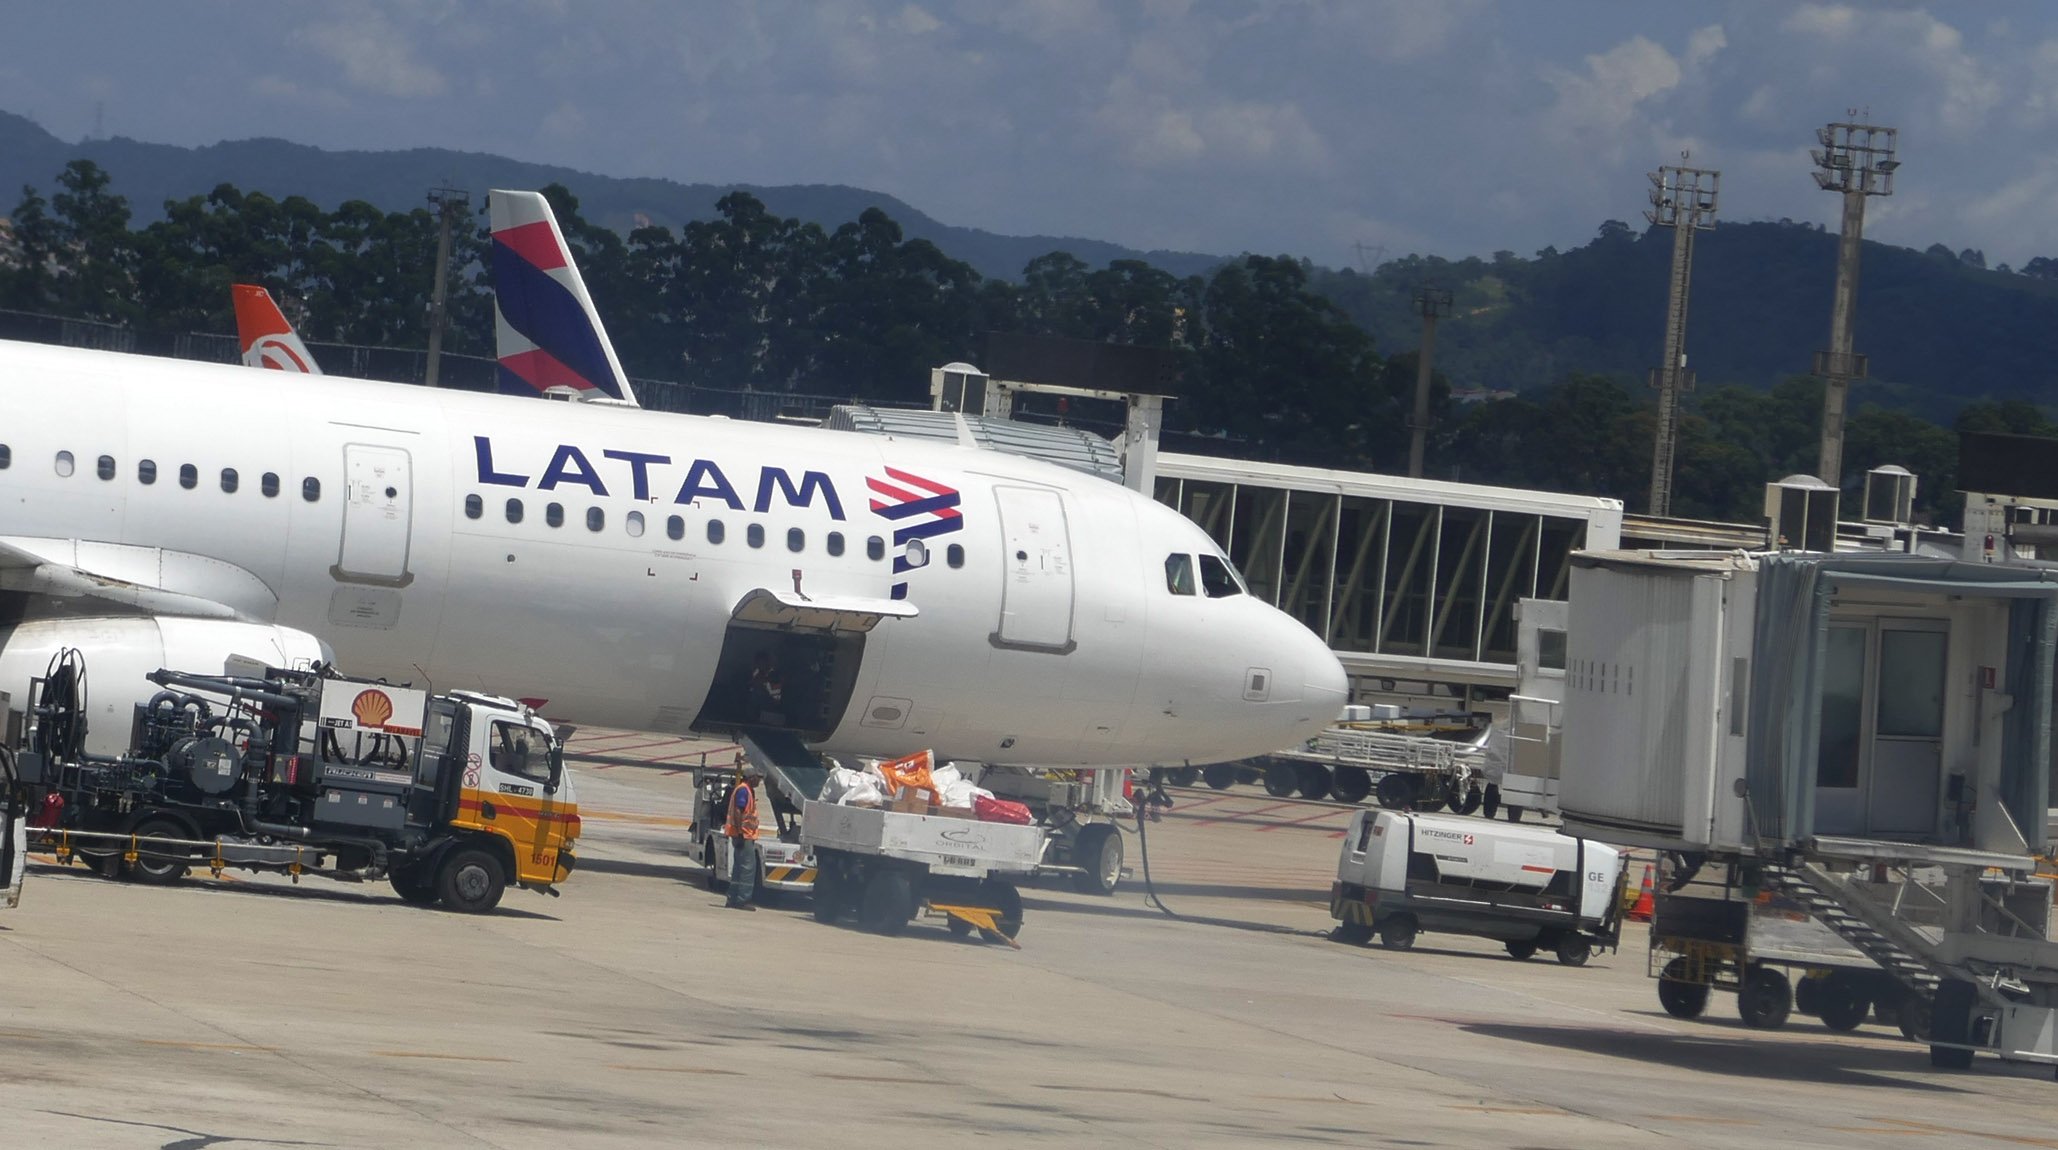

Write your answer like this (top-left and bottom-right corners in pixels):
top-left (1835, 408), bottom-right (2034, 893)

top-left (1557, 548), bottom-right (2058, 1070)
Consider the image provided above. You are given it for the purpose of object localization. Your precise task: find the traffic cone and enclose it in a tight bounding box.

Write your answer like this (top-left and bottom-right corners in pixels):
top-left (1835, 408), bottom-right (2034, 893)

top-left (1628, 863), bottom-right (1656, 922)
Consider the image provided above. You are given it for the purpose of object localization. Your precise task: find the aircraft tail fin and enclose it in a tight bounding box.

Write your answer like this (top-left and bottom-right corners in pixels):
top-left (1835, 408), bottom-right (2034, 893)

top-left (488, 190), bottom-right (638, 406)
top-left (231, 284), bottom-right (322, 375)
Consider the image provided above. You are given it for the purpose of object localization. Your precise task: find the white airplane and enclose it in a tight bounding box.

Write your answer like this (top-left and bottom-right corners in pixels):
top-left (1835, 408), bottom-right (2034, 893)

top-left (0, 198), bottom-right (1344, 771)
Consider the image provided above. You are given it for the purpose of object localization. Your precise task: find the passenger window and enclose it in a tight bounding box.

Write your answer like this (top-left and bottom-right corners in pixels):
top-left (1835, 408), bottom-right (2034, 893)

top-left (946, 543), bottom-right (964, 569)
top-left (627, 510), bottom-right (645, 538)
top-left (55, 450), bottom-right (74, 478)
top-left (1199, 554), bottom-right (1242, 598)
top-left (0, 443), bottom-right (9, 469)
top-left (707, 519), bottom-right (725, 545)
top-left (302, 476), bottom-right (321, 502)
top-left (180, 464), bottom-right (198, 490)
top-left (827, 531), bottom-right (845, 557)
top-left (586, 506), bottom-right (604, 532)
top-left (464, 494), bottom-right (483, 520)
top-left (1165, 554), bottom-right (1196, 595)
top-left (261, 472), bottom-right (280, 498)
top-left (867, 536), bottom-right (885, 561)
top-left (220, 468), bottom-right (239, 494)
top-left (137, 459), bottom-right (157, 485)
top-left (787, 527), bottom-right (804, 552)
top-left (747, 523), bottom-right (764, 549)
top-left (667, 515), bottom-right (684, 541)
top-left (96, 455), bottom-right (115, 481)
top-left (505, 498), bottom-right (524, 524)
top-left (546, 502), bottom-right (564, 528)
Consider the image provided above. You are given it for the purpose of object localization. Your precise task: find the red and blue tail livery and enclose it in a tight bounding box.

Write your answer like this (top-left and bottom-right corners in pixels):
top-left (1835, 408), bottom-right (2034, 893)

top-left (489, 190), bottom-right (638, 406)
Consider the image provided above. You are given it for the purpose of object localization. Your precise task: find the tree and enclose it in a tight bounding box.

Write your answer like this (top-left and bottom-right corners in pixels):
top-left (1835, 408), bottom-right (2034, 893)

top-left (0, 185), bottom-right (60, 311)
top-left (48, 160), bottom-right (137, 321)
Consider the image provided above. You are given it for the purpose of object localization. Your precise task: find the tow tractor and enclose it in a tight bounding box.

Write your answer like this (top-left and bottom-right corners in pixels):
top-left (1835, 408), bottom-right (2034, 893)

top-left (14, 653), bottom-right (578, 913)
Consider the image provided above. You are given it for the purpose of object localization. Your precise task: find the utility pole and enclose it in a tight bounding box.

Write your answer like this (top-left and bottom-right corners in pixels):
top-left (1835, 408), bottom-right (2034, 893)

top-left (1643, 161), bottom-right (1719, 517)
top-left (1810, 119), bottom-right (1897, 489)
top-left (423, 186), bottom-right (470, 388)
top-left (1406, 286), bottom-right (1452, 478)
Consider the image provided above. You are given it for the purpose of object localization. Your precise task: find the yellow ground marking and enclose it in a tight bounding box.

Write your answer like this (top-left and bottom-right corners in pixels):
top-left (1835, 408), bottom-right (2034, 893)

top-left (371, 1050), bottom-right (516, 1063)
top-left (605, 1063), bottom-right (743, 1075)
top-left (137, 1039), bottom-right (281, 1053)
top-left (1444, 1105), bottom-right (1569, 1115)
top-left (573, 809), bottom-right (697, 828)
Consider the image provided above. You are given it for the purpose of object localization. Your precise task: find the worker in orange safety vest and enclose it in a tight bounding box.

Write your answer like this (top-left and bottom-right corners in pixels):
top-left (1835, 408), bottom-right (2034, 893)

top-left (724, 759), bottom-right (764, 910)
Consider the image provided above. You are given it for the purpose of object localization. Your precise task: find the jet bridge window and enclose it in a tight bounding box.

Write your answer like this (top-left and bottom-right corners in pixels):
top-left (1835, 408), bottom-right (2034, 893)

top-left (55, 450), bottom-right (74, 478)
top-left (137, 459), bottom-right (156, 485)
top-left (545, 502), bottom-right (564, 528)
top-left (464, 494), bottom-right (483, 520)
top-left (1199, 554), bottom-right (1243, 598)
top-left (220, 468), bottom-right (239, 494)
top-left (301, 476), bottom-right (321, 502)
top-left (96, 455), bottom-right (115, 481)
top-left (179, 464), bottom-right (198, 490)
top-left (505, 498), bottom-right (523, 524)
top-left (261, 472), bottom-right (280, 498)
top-left (1165, 553), bottom-right (1197, 595)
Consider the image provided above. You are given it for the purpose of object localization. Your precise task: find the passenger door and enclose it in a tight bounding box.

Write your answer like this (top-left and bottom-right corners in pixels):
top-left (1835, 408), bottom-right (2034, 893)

top-left (992, 486), bottom-right (1075, 652)
top-left (333, 444), bottom-right (414, 586)
top-left (1813, 618), bottom-right (1947, 838)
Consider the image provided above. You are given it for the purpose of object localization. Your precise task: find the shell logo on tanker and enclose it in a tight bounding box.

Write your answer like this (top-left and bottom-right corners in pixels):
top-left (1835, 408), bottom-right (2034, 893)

top-left (351, 689), bottom-right (395, 728)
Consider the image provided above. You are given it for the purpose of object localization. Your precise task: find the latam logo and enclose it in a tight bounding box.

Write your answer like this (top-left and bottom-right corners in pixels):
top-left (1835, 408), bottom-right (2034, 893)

top-left (868, 467), bottom-right (963, 600)
top-left (475, 437), bottom-right (845, 519)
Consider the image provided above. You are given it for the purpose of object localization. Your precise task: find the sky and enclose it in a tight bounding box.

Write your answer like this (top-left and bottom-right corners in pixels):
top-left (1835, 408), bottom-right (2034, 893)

top-left (4, 1), bottom-right (2056, 270)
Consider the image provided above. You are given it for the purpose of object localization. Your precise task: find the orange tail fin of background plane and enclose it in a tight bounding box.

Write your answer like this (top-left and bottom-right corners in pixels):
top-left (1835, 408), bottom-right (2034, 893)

top-left (231, 284), bottom-right (322, 374)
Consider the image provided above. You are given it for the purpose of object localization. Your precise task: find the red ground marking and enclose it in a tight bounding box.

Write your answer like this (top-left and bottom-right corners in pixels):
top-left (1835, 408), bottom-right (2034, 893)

top-left (1187, 801), bottom-right (1297, 828)
top-left (1256, 808), bottom-right (1357, 833)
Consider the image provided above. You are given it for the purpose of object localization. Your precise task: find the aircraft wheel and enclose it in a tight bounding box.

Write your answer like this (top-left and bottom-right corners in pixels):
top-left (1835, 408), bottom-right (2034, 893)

top-left (1737, 965), bottom-right (1792, 1030)
top-left (1203, 764), bottom-right (1238, 790)
top-left (1331, 767), bottom-right (1372, 804)
top-left (1069, 823), bottom-right (1122, 896)
top-left (1262, 763), bottom-right (1300, 798)
top-left (1657, 958), bottom-right (1710, 1019)
top-left (1296, 764), bottom-right (1332, 801)
top-left (1167, 766), bottom-right (1200, 788)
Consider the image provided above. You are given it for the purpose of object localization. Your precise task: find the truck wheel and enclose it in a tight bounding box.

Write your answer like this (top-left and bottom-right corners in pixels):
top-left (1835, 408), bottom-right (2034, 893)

top-left (125, 816), bottom-right (192, 885)
top-left (437, 847), bottom-right (507, 914)
top-left (1657, 958), bottom-right (1710, 1019)
top-left (982, 880), bottom-right (1024, 941)
top-left (1378, 914), bottom-right (1418, 950)
top-left (1331, 767), bottom-right (1372, 804)
top-left (1895, 995), bottom-right (1932, 1042)
top-left (1504, 938), bottom-right (1538, 961)
top-left (810, 861), bottom-right (844, 924)
top-left (1737, 966), bottom-right (1792, 1029)
top-left (1069, 823), bottom-right (1122, 895)
top-left (1167, 766), bottom-right (1200, 788)
top-left (1333, 920), bottom-right (1373, 945)
top-left (1554, 933), bottom-right (1593, 968)
top-left (1203, 764), bottom-right (1238, 790)
top-left (858, 869), bottom-right (915, 935)
top-left (1374, 773), bottom-right (1415, 810)
top-left (700, 837), bottom-right (727, 893)
top-left (1481, 784), bottom-right (1502, 820)
top-left (1929, 980), bottom-right (1977, 1069)
top-left (1816, 972), bottom-right (1871, 1032)
top-left (1453, 786), bottom-right (1484, 817)
top-left (1262, 763), bottom-right (1299, 798)
top-left (389, 864), bottom-right (439, 906)
top-left (1504, 806), bottom-right (1524, 823)
top-left (1295, 764), bottom-right (1331, 801)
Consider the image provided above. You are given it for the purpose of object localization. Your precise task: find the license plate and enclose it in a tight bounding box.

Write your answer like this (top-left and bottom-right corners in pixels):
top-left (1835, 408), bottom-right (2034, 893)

top-left (940, 854), bottom-right (976, 869)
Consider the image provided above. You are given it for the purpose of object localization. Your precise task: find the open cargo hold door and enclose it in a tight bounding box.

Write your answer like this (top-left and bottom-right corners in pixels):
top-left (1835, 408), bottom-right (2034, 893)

top-left (693, 590), bottom-right (918, 741)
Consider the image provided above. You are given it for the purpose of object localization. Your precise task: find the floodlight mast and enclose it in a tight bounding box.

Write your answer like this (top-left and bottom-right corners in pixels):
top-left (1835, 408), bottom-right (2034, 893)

top-left (1810, 120), bottom-right (1897, 490)
top-left (1406, 286), bottom-right (1453, 478)
top-left (1644, 162), bottom-right (1718, 517)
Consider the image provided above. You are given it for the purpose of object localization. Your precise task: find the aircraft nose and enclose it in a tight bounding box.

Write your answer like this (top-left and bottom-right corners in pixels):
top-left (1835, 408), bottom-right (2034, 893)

top-left (1305, 641), bottom-right (1348, 713)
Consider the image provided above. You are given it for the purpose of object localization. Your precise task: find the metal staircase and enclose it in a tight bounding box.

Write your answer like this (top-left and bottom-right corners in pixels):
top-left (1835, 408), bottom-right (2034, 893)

top-left (1763, 863), bottom-right (1943, 998)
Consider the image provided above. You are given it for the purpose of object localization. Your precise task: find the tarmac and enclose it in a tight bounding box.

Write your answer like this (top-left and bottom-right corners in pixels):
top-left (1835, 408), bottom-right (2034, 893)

top-left (2, 729), bottom-right (2055, 1149)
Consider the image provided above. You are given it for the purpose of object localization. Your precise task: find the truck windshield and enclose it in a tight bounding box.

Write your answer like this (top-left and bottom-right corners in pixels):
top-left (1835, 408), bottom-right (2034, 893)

top-left (490, 721), bottom-right (552, 785)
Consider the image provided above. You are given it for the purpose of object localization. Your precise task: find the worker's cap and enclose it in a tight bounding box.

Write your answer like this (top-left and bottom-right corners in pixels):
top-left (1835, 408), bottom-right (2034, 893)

top-left (741, 760), bottom-right (765, 777)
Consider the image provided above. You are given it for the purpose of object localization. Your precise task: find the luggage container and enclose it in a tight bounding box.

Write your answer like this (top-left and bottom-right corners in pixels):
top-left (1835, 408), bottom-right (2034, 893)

top-left (1329, 809), bottom-right (1626, 965)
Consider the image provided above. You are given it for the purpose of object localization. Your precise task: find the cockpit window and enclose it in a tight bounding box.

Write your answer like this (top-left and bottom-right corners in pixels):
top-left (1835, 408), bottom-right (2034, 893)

top-left (1199, 554), bottom-right (1243, 598)
top-left (1164, 553), bottom-right (1196, 596)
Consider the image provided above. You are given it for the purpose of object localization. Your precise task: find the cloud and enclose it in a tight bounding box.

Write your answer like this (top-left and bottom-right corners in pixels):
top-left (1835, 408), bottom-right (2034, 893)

top-left (1541, 36), bottom-right (1684, 146)
top-left (294, 9), bottom-right (447, 99)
